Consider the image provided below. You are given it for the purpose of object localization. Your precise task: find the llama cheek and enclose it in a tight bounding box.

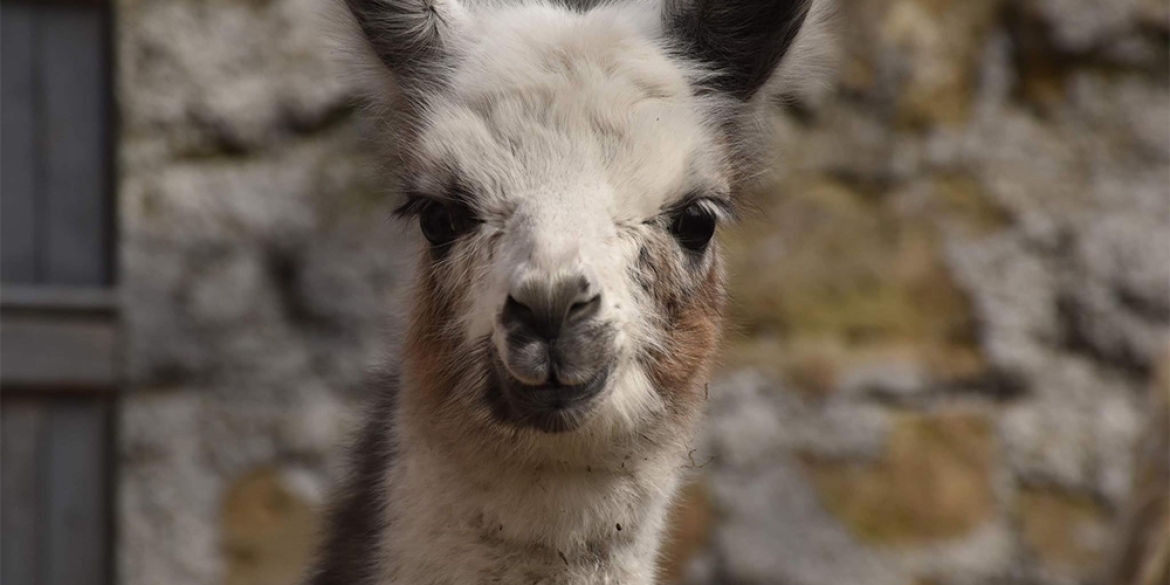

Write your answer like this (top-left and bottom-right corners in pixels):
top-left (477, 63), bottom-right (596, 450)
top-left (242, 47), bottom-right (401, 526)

top-left (601, 363), bottom-right (664, 431)
top-left (602, 289), bottom-right (649, 356)
top-left (639, 255), bottom-right (724, 413)
top-left (466, 289), bottom-right (505, 340)
top-left (458, 243), bottom-right (512, 341)
top-left (404, 261), bottom-right (482, 419)
top-left (603, 244), bottom-right (661, 353)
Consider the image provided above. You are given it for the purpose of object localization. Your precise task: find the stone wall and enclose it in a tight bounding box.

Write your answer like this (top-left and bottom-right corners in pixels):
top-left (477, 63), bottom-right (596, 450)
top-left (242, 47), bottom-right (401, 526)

top-left (116, 1), bottom-right (1169, 585)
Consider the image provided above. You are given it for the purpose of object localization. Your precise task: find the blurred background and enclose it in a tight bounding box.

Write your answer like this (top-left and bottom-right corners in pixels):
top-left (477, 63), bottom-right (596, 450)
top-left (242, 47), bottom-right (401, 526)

top-left (1, 1), bottom-right (1168, 585)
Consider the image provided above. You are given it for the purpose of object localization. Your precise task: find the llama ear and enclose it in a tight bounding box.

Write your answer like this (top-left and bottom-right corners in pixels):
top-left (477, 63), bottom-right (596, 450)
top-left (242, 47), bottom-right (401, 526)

top-left (553, 0), bottom-right (610, 11)
top-left (343, 0), bottom-right (464, 91)
top-left (663, 0), bottom-right (820, 100)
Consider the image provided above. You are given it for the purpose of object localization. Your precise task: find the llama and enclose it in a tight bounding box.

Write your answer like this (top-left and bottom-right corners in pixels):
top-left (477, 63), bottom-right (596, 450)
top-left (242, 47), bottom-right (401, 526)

top-left (309, 0), bottom-right (830, 583)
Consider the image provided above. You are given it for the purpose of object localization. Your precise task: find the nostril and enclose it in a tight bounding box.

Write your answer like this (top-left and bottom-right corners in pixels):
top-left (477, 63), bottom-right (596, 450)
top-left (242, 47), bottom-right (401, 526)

top-left (504, 295), bottom-right (534, 323)
top-left (567, 294), bottom-right (602, 323)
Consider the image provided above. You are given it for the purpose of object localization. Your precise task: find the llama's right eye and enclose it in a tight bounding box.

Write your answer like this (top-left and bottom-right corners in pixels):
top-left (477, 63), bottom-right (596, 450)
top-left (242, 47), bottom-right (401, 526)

top-left (419, 201), bottom-right (476, 247)
top-left (670, 202), bottom-right (718, 253)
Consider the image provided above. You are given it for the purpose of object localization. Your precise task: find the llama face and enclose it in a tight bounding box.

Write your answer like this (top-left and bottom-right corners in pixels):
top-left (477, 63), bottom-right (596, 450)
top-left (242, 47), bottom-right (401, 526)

top-left (346, 0), bottom-right (818, 440)
top-left (400, 9), bottom-right (733, 434)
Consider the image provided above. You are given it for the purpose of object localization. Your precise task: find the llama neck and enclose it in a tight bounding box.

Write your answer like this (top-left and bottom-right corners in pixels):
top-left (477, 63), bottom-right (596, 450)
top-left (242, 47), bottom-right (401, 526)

top-left (381, 387), bottom-right (687, 585)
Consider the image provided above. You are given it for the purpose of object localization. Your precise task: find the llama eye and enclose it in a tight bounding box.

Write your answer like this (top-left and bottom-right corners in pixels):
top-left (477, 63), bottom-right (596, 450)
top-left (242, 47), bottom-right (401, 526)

top-left (419, 200), bottom-right (476, 247)
top-left (669, 203), bottom-right (718, 253)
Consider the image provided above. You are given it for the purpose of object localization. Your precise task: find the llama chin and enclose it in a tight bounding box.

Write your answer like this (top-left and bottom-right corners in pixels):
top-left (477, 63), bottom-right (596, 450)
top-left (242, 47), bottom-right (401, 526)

top-left (309, 1), bottom-right (833, 583)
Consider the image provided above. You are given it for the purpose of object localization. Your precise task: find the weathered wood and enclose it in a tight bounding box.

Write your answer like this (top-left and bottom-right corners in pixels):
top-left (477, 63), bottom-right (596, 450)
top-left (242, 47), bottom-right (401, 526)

top-left (1, 398), bottom-right (48, 585)
top-left (1, 284), bottom-right (118, 313)
top-left (0, 314), bottom-right (118, 390)
top-left (43, 398), bottom-right (111, 585)
top-left (1, 2), bottom-right (40, 283)
top-left (0, 285), bottom-right (119, 390)
top-left (38, 2), bottom-right (110, 286)
top-left (1, 399), bottom-right (115, 585)
top-left (1, 4), bottom-right (118, 585)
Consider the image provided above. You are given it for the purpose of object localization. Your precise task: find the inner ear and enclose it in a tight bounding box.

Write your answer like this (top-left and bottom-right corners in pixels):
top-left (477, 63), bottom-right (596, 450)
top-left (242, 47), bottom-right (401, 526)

top-left (344, 0), bottom-right (464, 92)
top-left (663, 0), bottom-right (813, 100)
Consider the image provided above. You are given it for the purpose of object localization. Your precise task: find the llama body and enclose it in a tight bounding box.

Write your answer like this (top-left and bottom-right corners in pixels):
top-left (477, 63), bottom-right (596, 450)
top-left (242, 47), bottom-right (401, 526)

top-left (310, 1), bottom-right (829, 583)
top-left (383, 406), bottom-right (680, 583)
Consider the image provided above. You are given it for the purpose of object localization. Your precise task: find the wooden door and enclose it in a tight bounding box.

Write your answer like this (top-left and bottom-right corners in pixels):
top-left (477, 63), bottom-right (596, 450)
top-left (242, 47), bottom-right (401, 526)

top-left (1, 2), bottom-right (117, 585)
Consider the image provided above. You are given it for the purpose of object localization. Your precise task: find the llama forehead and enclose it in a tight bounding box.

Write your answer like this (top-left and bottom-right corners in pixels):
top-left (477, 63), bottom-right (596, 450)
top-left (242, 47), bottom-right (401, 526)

top-left (413, 4), bottom-right (725, 222)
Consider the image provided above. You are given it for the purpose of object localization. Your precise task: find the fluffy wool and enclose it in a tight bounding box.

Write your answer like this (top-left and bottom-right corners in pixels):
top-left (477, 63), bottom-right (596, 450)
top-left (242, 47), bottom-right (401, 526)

top-left (308, 1), bottom-right (832, 584)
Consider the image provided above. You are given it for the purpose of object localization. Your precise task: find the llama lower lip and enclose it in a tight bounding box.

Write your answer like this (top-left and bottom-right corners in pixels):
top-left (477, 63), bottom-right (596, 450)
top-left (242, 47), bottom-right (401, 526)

top-left (524, 381), bottom-right (601, 408)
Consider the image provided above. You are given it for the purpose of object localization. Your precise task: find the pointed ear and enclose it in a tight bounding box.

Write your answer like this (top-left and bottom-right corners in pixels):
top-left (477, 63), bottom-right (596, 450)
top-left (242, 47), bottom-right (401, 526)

top-left (663, 0), bottom-right (820, 100)
top-left (343, 0), bottom-right (464, 92)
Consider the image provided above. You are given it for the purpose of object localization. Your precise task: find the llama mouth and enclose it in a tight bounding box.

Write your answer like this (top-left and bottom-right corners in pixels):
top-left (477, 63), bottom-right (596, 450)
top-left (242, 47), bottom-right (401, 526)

top-left (484, 352), bottom-right (612, 434)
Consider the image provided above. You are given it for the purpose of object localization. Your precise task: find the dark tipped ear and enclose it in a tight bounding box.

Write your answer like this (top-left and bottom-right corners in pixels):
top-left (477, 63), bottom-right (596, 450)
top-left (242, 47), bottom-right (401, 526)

top-left (551, 0), bottom-right (609, 11)
top-left (663, 0), bottom-right (814, 100)
top-left (344, 0), bottom-right (462, 90)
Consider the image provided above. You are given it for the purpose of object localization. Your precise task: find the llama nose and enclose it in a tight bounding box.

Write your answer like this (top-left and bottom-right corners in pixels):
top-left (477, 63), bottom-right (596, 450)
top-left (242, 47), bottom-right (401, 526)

top-left (502, 276), bottom-right (601, 342)
top-left (498, 275), bottom-right (612, 388)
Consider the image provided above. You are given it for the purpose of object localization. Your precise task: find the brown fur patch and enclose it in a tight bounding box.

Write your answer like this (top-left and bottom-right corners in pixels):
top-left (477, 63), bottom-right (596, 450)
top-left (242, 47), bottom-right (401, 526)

top-left (637, 238), bottom-right (727, 426)
top-left (400, 254), bottom-right (478, 438)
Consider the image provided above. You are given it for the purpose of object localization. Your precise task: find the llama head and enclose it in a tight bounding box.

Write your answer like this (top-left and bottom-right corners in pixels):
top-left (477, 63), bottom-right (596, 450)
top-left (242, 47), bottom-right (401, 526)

top-left (343, 0), bottom-right (828, 450)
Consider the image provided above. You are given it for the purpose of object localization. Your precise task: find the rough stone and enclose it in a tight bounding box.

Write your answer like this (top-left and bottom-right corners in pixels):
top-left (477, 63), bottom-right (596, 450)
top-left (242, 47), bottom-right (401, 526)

top-left (725, 177), bottom-right (988, 395)
top-left (222, 468), bottom-right (321, 585)
top-left (998, 357), bottom-right (1141, 501)
top-left (800, 411), bottom-right (997, 545)
top-left (1018, 487), bottom-right (1111, 571)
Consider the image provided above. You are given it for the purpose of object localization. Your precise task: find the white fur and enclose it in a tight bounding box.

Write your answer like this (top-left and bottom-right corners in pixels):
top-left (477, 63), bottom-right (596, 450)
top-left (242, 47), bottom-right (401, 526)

top-left (314, 1), bottom-right (834, 583)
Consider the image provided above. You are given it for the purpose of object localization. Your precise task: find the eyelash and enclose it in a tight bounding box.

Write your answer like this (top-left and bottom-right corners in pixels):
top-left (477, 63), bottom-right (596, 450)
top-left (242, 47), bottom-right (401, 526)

top-left (394, 179), bottom-right (481, 217)
top-left (650, 196), bottom-right (733, 225)
top-left (682, 198), bottom-right (732, 219)
top-left (392, 194), bottom-right (434, 219)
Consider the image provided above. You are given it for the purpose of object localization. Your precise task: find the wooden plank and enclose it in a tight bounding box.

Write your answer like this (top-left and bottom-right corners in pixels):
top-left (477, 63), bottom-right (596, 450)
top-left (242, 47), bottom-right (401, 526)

top-left (38, 2), bottom-right (111, 286)
top-left (0, 312), bottom-right (118, 390)
top-left (1, 398), bottom-right (48, 585)
top-left (1, 285), bottom-right (117, 314)
top-left (43, 398), bottom-right (111, 585)
top-left (1, 2), bottom-right (40, 284)
top-left (0, 286), bottom-right (119, 390)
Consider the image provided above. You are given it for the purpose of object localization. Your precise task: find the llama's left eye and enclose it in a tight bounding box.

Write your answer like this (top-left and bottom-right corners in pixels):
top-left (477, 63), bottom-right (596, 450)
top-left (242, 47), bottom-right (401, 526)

top-left (419, 200), bottom-right (477, 247)
top-left (670, 203), bottom-right (718, 253)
